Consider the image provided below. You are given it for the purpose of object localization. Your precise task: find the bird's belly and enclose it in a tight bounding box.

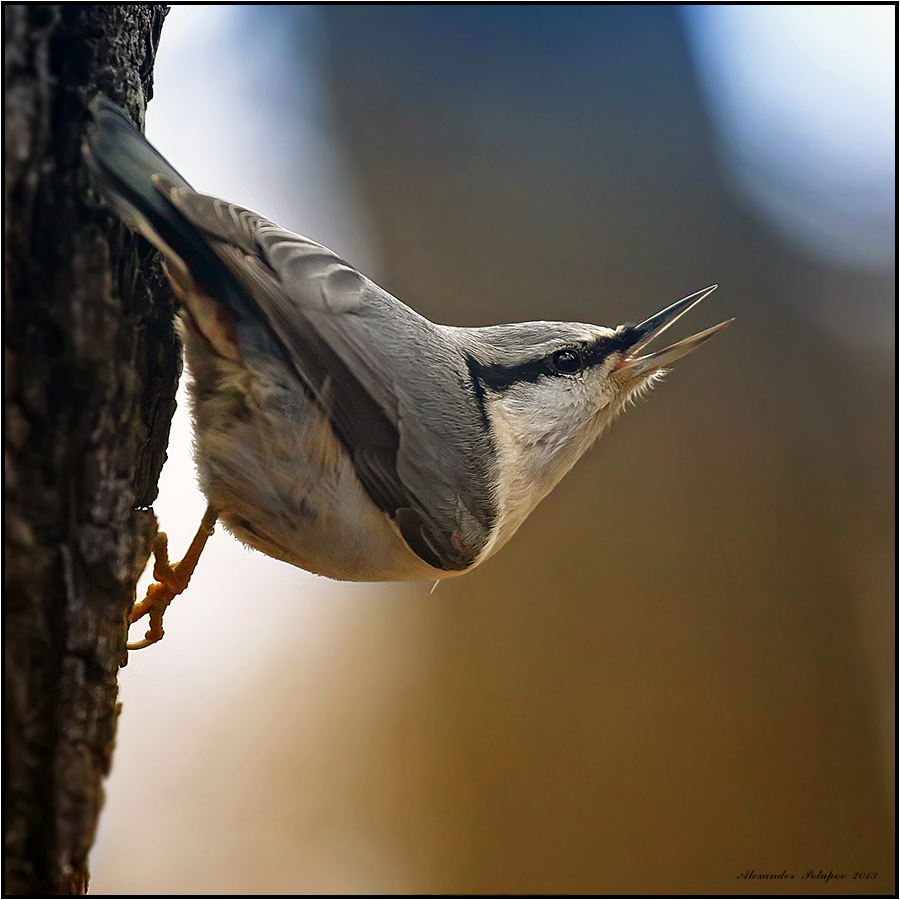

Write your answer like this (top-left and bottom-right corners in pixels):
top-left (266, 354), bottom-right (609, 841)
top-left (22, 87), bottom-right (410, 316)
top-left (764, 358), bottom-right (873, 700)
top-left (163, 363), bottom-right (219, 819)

top-left (218, 470), bottom-right (443, 583)
top-left (187, 359), bottom-right (446, 583)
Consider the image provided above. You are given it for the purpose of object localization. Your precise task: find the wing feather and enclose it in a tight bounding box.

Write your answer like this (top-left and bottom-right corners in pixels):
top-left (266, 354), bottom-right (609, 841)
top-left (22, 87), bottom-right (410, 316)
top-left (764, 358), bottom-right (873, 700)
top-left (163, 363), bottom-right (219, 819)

top-left (162, 187), bottom-right (496, 571)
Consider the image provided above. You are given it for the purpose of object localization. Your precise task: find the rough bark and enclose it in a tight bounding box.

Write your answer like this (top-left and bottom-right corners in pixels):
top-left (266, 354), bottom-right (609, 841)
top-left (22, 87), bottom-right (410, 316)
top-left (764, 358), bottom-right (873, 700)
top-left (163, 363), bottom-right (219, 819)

top-left (4, 5), bottom-right (178, 894)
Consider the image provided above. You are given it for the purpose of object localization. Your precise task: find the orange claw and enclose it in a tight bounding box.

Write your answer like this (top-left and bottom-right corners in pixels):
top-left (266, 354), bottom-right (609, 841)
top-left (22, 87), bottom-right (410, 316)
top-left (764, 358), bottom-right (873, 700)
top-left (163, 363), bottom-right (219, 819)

top-left (128, 505), bottom-right (219, 650)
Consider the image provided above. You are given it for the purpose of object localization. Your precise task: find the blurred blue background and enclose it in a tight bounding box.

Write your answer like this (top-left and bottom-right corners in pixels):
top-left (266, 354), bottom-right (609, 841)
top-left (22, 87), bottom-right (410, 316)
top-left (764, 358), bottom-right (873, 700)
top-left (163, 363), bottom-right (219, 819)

top-left (91, 5), bottom-right (894, 894)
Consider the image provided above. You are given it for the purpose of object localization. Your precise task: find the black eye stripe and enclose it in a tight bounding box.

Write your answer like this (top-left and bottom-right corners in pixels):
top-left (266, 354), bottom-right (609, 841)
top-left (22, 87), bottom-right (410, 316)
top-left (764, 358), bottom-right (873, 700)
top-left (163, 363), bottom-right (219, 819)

top-left (470, 356), bottom-right (552, 392)
top-left (467, 335), bottom-right (620, 394)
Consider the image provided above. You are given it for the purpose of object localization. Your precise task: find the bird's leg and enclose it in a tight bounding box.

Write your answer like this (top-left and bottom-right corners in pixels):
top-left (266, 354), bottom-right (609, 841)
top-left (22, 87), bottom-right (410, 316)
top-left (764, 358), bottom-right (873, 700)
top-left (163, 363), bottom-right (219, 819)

top-left (128, 505), bottom-right (219, 650)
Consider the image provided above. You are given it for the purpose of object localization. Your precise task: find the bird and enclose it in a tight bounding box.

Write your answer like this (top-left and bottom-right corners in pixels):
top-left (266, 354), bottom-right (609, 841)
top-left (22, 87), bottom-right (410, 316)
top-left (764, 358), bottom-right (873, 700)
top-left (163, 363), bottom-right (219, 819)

top-left (84, 96), bottom-right (732, 649)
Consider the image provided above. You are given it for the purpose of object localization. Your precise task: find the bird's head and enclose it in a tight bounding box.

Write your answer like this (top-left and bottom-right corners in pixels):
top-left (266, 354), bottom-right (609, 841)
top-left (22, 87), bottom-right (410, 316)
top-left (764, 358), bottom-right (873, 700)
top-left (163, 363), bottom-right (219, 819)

top-left (457, 286), bottom-right (731, 552)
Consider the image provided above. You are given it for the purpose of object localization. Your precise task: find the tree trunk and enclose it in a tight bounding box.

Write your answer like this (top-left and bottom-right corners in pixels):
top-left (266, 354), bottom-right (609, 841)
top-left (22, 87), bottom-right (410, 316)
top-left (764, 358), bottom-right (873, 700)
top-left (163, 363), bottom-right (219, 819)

top-left (4, 5), bottom-right (178, 894)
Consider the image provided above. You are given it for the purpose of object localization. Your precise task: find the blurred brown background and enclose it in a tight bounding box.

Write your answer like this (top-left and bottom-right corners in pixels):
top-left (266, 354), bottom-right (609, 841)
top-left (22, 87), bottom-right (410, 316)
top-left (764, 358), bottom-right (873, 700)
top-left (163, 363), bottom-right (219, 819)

top-left (91, 6), bottom-right (894, 894)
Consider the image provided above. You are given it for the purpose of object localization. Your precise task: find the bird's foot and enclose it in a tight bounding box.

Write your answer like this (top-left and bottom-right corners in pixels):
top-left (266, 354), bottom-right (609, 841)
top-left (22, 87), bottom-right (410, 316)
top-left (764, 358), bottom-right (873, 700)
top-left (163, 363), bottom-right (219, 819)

top-left (128, 506), bottom-right (218, 650)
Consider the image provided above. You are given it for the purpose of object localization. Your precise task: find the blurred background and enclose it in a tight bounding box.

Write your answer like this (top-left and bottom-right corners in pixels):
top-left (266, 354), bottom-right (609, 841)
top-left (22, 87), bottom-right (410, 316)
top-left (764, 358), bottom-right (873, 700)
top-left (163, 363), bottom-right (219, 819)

top-left (90, 5), bottom-right (894, 894)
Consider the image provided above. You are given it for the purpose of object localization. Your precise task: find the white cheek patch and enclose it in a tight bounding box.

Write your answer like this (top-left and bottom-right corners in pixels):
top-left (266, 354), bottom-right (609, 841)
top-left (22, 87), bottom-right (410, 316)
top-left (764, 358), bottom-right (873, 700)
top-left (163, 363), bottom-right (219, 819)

top-left (479, 373), bottom-right (616, 559)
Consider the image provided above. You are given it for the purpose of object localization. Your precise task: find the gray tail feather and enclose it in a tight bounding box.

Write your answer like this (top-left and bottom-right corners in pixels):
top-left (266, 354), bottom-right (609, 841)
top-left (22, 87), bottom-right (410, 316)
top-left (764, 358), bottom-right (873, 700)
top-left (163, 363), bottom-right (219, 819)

top-left (84, 95), bottom-right (247, 312)
top-left (84, 96), bottom-right (193, 246)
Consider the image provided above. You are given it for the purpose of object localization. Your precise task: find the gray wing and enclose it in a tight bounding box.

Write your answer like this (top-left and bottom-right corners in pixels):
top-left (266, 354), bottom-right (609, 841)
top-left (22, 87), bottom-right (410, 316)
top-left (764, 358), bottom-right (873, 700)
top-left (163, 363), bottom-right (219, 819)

top-left (83, 97), bottom-right (495, 569)
top-left (164, 187), bottom-right (498, 571)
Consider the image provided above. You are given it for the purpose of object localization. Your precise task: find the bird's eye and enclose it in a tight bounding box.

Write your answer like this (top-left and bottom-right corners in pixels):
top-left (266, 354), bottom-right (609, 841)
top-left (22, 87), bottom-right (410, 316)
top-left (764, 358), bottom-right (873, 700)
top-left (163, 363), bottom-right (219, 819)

top-left (551, 348), bottom-right (582, 374)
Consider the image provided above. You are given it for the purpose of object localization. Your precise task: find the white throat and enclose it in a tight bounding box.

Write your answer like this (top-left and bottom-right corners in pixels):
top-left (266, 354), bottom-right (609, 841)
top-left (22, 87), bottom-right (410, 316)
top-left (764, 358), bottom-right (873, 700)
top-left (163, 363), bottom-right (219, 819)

top-left (478, 375), bottom-right (615, 560)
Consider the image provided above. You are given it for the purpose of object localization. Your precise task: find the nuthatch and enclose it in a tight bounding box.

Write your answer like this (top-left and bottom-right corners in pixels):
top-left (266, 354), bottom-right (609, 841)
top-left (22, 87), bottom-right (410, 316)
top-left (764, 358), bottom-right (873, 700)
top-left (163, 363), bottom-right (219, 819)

top-left (84, 97), bottom-right (731, 649)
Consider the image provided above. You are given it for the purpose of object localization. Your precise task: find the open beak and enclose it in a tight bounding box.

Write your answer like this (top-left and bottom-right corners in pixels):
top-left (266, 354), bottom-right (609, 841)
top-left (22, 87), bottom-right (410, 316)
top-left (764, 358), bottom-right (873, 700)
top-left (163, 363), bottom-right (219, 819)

top-left (615, 285), bottom-right (733, 379)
